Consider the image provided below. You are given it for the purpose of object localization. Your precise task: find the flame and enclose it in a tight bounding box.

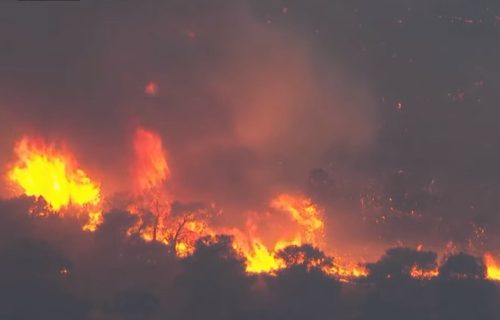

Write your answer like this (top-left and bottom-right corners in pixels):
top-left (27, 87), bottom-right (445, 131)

top-left (325, 258), bottom-right (368, 281)
top-left (231, 193), bottom-right (325, 274)
top-left (133, 127), bottom-right (169, 192)
top-left (12, 131), bottom-right (500, 283)
top-left (270, 193), bottom-right (324, 245)
top-left (484, 253), bottom-right (500, 281)
top-left (410, 265), bottom-right (439, 280)
top-left (127, 127), bottom-right (171, 242)
top-left (128, 127), bottom-right (215, 255)
top-left (5, 132), bottom-right (366, 280)
top-left (230, 193), bottom-right (366, 279)
top-left (243, 240), bottom-right (285, 273)
top-left (232, 194), bottom-right (368, 280)
top-left (83, 210), bottom-right (104, 232)
top-left (6, 137), bottom-right (102, 230)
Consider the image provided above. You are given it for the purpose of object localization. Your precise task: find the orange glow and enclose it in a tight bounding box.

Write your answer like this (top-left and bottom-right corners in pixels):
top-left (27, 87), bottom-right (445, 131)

top-left (126, 192), bottom-right (171, 243)
top-left (11, 132), bottom-right (500, 284)
top-left (231, 194), bottom-right (368, 280)
top-left (325, 258), bottom-right (368, 281)
top-left (410, 265), bottom-right (439, 280)
top-left (271, 193), bottom-right (324, 245)
top-left (133, 127), bottom-right (169, 192)
top-left (128, 197), bottom-right (215, 256)
top-left (232, 235), bottom-right (286, 274)
top-left (6, 137), bottom-right (102, 230)
top-left (244, 240), bottom-right (285, 273)
top-left (144, 81), bottom-right (159, 96)
top-left (128, 127), bottom-right (215, 256)
top-left (484, 253), bottom-right (500, 281)
top-left (228, 194), bottom-right (366, 278)
top-left (230, 193), bottom-right (326, 274)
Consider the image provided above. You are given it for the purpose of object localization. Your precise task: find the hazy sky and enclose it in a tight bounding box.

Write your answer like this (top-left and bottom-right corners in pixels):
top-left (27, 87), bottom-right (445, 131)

top-left (1, 2), bottom-right (500, 320)
top-left (1, 0), bottom-right (500, 255)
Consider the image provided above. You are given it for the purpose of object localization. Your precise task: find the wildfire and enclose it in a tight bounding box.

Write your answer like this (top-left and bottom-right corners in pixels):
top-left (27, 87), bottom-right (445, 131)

top-left (484, 253), bottom-right (500, 281)
top-left (127, 127), bottom-right (215, 256)
top-left (133, 127), bottom-right (170, 192)
top-left (229, 194), bottom-right (325, 274)
top-left (410, 265), bottom-right (439, 280)
top-left (228, 194), bottom-right (365, 280)
top-left (325, 258), bottom-right (368, 280)
top-left (239, 239), bottom-right (285, 273)
top-left (6, 130), bottom-right (500, 283)
top-left (271, 193), bottom-right (324, 245)
top-left (127, 127), bottom-right (171, 243)
top-left (6, 136), bottom-right (102, 230)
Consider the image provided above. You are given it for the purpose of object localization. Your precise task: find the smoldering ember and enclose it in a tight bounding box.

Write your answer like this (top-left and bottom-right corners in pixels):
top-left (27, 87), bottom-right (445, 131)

top-left (1, 1), bottom-right (500, 320)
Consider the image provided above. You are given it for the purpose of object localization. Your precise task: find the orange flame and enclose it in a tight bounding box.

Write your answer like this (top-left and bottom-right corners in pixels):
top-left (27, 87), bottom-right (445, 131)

top-left (410, 265), bottom-right (439, 280)
top-left (243, 240), bottom-right (285, 273)
top-left (232, 193), bottom-right (325, 274)
top-left (484, 253), bottom-right (500, 281)
top-left (133, 127), bottom-right (170, 193)
top-left (128, 127), bottom-right (170, 243)
top-left (324, 257), bottom-right (368, 281)
top-left (128, 127), bottom-right (214, 255)
top-left (6, 137), bottom-right (102, 231)
top-left (16, 132), bottom-right (500, 283)
top-left (232, 194), bottom-right (368, 280)
top-left (270, 193), bottom-right (324, 245)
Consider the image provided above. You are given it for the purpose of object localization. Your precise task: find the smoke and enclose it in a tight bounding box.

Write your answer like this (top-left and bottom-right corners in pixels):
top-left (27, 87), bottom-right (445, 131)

top-left (0, 0), bottom-right (376, 211)
top-left (2, 1), bottom-right (500, 318)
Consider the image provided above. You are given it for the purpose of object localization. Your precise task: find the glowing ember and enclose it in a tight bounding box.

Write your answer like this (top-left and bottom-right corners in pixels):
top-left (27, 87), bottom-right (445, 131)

top-left (83, 210), bottom-right (104, 232)
top-left (59, 267), bottom-right (70, 276)
top-left (325, 258), bottom-right (368, 281)
top-left (410, 265), bottom-right (439, 280)
top-left (484, 253), bottom-right (500, 281)
top-left (6, 137), bottom-right (102, 230)
top-left (126, 192), bottom-right (171, 244)
top-left (144, 81), bottom-right (159, 96)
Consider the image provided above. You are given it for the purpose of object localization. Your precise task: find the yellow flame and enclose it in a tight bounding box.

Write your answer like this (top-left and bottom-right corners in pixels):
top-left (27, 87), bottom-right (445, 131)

top-left (271, 193), bottom-right (324, 244)
top-left (484, 253), bottom-right (500, 281)
top-left (243, 240), bottom-right (285, 273)
top-left (7, 137), bottom-right (102, 229)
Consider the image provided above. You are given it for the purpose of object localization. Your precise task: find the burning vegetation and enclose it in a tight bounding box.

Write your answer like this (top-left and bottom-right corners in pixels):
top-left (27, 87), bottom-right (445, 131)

top-left (3, 128), bottom-right (500, 284)
top-left (6, 136), bottom-right (102, 231)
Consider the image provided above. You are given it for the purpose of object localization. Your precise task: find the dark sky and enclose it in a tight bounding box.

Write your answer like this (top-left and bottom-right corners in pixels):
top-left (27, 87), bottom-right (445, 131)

top-left (1, 1), bottom-right (500, 319)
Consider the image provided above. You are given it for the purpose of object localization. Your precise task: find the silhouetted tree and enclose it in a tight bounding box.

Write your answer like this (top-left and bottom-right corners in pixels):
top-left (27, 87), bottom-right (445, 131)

top-left (0, 240), bottom-right (88, 320)
top-left (174, 235), bottom-right (253, 320)
top-left (264, 245), bottom-right (342, 320)
top-left (436, 253), bottom-right (497, 320)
